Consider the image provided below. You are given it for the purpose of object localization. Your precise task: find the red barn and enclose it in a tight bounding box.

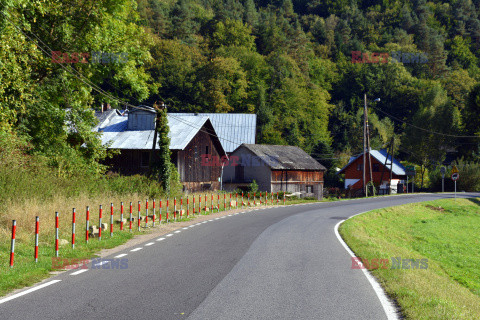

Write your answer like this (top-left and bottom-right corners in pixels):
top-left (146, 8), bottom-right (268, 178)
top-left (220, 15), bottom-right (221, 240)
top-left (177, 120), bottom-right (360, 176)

top-left (338, 149), bottom-right (407, 193)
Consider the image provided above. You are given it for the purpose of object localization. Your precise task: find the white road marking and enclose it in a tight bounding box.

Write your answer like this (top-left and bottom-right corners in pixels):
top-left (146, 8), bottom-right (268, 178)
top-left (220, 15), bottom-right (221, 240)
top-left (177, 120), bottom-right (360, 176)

top-left (208, 220), bottom-right (213, 222)
top-left (189, 225), bottom-right (195, 228)
top-left (94, 261), bottom-right (109, 266)
top-left (182, 227), bottom-right (189, 230)
top-left (220, 216), bottom-right (226, 218)
top-left (114, 253), bottom-right (128, 258)
top-left (0, 280), bottom-right (62, 305)
top-left (145, 242), bottom-right (155, 246)
top-left (202, 221), bottom-right (208, 224)
top-left (228, 214), bottom-right (232, 216)
top-left (166, 234), bottom-right (174, 237)
top-left (70, 269), bottom-right (88, 276)
top-left (156, 237), bottom-right (166, 241)
top-left (130, 247), bottom-right (143, 252)
top-left (174, 231), bottom-right (181, 233)
top-left (215, 218), bottom-right (220, 220)
top-left (334, 219), bottom-right (398, 320)
top-left (195, 223), bottom-right (202, 226)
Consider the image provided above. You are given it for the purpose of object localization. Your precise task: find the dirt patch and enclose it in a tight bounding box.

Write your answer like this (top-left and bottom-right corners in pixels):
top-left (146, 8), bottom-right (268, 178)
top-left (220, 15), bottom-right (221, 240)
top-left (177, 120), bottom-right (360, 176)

top-left (425, 204), bottom-right (445, 212)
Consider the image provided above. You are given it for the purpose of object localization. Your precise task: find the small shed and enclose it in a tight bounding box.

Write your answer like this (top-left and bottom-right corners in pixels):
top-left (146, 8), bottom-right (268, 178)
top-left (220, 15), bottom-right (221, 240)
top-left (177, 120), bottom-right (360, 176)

top-left (223, 144), bottom-right (327, 200)
top-left (337, 149), bottom-right (407, 192)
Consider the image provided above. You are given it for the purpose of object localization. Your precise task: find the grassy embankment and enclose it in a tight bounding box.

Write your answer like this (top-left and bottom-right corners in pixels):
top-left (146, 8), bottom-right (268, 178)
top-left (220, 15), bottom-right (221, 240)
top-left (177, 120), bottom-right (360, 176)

top-left (340, 198), bottom-right (480, 319)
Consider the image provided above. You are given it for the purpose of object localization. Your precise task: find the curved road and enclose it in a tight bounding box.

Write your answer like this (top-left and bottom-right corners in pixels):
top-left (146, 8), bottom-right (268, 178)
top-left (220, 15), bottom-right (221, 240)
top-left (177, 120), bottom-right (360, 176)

top-left (1, 193), bottom-right (477, 319)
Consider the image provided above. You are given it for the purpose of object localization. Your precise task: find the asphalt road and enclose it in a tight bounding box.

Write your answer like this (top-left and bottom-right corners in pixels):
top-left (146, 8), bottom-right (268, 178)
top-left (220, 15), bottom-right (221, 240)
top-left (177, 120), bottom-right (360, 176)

top-left (1, 193), bottom-right (477, 320)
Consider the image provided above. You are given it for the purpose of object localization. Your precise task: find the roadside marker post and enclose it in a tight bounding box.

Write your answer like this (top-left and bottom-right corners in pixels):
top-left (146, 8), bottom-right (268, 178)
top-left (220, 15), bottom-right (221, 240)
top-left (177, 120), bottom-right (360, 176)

top-left (277, 192), bottom-right (279, 205)
top-left (193, 196), bottom-right (195, 217)
top-left (224, 193), bottom-right (226, 211)
top-left (248, 193), bottom-right (250, 206)
top-left (129, 202), bottom-right (133, 231)
top-left (98, 206), bottom-right (102, 241)
top-left (72, 208), bottom-right (76, 249)
top-left (236, 193), bottom-right (238, 209)
top-left (254, 192), bottom-right (256, 206)
top-left (86, 206), bottom-right (90, 242)
top-left (110, 203), bottom-right (114, 236)
top-left (187, 196), bottom-right (189, 218)
top-left (152, 200), bottom-right (155, 227)
top-left (199, 195), bottom-right (202, 215)
top-left (166, 198), bottom-right (169, 222)
top-left (137, 201), bottom-right (141, 231)
top-left (217, 193), bottom-right (220, 212)
top-left (120, 202), bottom-right (124, 230)
top-left (241, 193), bottom-right (244, 208)
top-left (205, 194), bottom-right (207, 213)
top-left (34, 216), bottom-right (39, 263)
top-left (145, 199), bottom-right (149, 228)
top-left (283, 192), bottom-right (286, 205)
top-left (159, 199), bottom-right (162, 223)
top-left (271, 192), bottom-right (273, 205)
top-left (452, 170), bottom-right (459, 200)
top-left (174, 197), bottom-right (177, 221)
top-left (180, 197), bottom-right (183, 219)
top-left (10, 220), bottom-right (16, 267)
top-left (55, 212), bottom-right (60, 255)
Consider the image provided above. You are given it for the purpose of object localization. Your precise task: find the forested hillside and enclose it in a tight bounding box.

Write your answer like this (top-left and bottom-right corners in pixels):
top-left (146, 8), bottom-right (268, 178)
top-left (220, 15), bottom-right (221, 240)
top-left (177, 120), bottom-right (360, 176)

top-left (1, 0), bottom-right (480, 188)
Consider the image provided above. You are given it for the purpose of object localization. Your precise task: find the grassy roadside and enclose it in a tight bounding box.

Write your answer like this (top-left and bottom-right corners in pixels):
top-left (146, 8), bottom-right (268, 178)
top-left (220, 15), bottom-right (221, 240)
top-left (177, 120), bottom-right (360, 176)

top-left (0, 192), bottom-right (317, 297)
top-left (339, 198), bottom-right (480, 319)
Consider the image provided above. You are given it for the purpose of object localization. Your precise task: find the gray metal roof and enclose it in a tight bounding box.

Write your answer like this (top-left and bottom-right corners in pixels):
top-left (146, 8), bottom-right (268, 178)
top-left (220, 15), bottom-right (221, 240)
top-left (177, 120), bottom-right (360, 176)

top-left (237, 144), bottom-right (327, 171)
top-left (337, 149), bottom-right (406, 175)
top-left (169, 113), bottom-right (256, 153)
top-left (95, 112), bottom-right (212, 150)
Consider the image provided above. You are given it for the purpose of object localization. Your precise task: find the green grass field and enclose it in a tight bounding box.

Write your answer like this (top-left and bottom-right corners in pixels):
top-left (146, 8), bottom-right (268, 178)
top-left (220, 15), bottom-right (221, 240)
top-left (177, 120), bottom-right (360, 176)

top-left (339, 198), bottom-right (480, 319)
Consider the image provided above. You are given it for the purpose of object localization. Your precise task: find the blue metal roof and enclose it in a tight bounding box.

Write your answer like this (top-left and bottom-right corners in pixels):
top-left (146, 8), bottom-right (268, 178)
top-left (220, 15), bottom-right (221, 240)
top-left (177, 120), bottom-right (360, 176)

top-left (338, 149), bottom-right (406, 175)
top-left (95, 113), bottom-right (212, 150)
top-left (169, 113), bottom-right (256, 153)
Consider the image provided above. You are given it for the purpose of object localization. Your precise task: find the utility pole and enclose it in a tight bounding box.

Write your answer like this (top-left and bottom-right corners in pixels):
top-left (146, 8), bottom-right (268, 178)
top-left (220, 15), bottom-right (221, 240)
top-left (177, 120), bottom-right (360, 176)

top-left (363, 94), bottom-right (367, 196)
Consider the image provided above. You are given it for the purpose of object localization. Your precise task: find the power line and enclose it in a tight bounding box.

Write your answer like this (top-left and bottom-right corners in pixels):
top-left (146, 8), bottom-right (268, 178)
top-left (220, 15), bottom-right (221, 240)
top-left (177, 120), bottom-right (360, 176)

top-left (370, 104), bottom-right (480, 139)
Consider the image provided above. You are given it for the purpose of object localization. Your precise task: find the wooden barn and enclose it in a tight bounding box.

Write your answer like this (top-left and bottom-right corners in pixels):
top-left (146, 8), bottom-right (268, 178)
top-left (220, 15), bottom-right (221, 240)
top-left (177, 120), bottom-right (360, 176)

top-left (222, 144), bottom-right (327, 200)
top-left (94, 107), bottom-right (226, 192)
top-left (337, 149), bottom-right (407, 193)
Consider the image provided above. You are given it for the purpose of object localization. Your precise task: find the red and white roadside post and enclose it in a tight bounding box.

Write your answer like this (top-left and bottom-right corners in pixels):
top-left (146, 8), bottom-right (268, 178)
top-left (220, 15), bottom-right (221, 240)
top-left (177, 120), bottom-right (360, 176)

top-left (110, 203), bottom-right (114, 236)
top-left (180, 197), bottom-right (183, 219)
top-left (277, 192), bottom-right (279, 205)
top-left (99, 205), bottom-right (102, 240)
top-left (217, 193), bottom-right (220, 212)
top-left (129, 202), bottom-right (133, 231)
top-left (159, 199), bottom-right (163, 223)
top-left (166, 198), bottom-right (169, 222)
top-left (229, 193), bottom-right (232, 210)
top-left (86, 206), bottom-right (90, 243)
top-left (55, 212), bottom-right (60, 255)
top-left (10, 220), bottom-right (16, 267)
top-left (187, 196), bottom-right (190, 218)
top-left (241, 192), bottom-right (244, 209)
top-left (247, 193), bottom-right (250, 206)
top-left (283, 192), bottom-right (286, 205)
top-left (145, 199), bottom-right (149, 228)
top-left (236, 193), bottom-right (238, 209)
top-left (152, 199), bottom-right (156, 227)
top-left (204, 194), bottom-right (207, 213)
top-left (34, 216), bottom-right (39, 263)
top-left (271, 192), bottom-right (273, 205)
top-left (254, 192), bottom-right (256, 206)
top-left (72, 208), bottom-right (76, 249)
top-left (193, 195), bottom-right (195, 216)
top-left (198, 195), bottom-right (201, 215)
top-left (137, 201), bottom-right (141, 231)
top-left (120, 202), bottom-right (124, 230)
top-left (174, 197), bottom-right (177, 221)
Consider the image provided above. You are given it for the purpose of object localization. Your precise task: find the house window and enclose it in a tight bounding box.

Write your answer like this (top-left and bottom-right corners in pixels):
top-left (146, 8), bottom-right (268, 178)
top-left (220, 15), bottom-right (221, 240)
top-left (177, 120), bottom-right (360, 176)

top-left (357, 163), bottom-right (362, 171)
top-left (141, 151), bottom-right (150, 167)
top-left (205, 145), bottom-right (209, 155)
top-left (373, 163), bottom-right (380, 172)
top-left (306, 185), bottom-right (314, 193)
top-left (205, 146), bottom-right (210, 164)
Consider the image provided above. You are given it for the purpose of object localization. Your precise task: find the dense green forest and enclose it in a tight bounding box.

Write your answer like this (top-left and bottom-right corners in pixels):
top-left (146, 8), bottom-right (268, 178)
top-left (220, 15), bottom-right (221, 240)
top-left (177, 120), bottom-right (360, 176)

top-left (1, 0), bottom-right (480, 189)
